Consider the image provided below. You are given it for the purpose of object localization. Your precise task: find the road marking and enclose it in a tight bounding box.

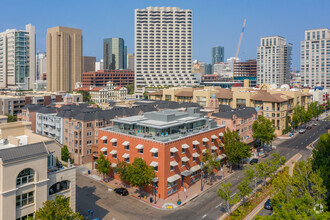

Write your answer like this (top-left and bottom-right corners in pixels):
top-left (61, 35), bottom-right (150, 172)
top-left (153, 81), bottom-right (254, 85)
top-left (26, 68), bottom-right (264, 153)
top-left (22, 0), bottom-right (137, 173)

top-left (202, 214), bottom-right (207, 219)
top-left (215, 202), bottom-right (223, 208)
top-left (230, 193), bottom-right (237, 197)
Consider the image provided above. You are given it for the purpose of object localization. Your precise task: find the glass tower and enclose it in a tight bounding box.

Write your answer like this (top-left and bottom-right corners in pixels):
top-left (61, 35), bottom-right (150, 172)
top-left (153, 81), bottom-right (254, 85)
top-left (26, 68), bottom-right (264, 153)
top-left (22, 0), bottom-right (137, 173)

top-left (212, 46), bottom-right (224, 65)
top-left (103, 38), bottom-right (127, 70)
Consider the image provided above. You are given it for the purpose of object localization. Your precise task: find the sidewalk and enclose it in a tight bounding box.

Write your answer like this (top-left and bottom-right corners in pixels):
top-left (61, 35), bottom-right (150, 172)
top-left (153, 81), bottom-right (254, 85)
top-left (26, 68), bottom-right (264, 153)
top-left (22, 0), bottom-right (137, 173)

top-left (77, 164), bottom-right (235, 210)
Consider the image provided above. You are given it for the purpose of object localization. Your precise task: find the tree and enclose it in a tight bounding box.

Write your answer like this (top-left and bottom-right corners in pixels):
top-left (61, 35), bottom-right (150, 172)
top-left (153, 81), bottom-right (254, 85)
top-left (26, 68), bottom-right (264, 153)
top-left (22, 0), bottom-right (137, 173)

top-left (292, 105), bottom-right (311, 128)
top-left (244, 164), bottom-right (259, 198)
top-left (308, 101), bottom-right (325, 120)
top-left (76, 90), bottom-right (91, 102)
top-left (121, 157), bottom-right (155, 189)
top-left (202, 149), bottom-right (220, 184)
top-left (217, 182), bottom-right (239, 219)
top-left (35, 195), bottom-right (83, 220)
top-left (113, 160), bottom-right (128, 182)
top-left (96, 153), bottom-right (111, 180)
top-left (143, 91), bottom-right (148, 99)
top-left (5, 114), bottom-right (17, 122)
top-left (237, 177), bottom-right (252, 210)
top-left (61, 145), bottom-right (70, 161)
top-left (125, 84), bottom-right (134, 95)
top-left (252, 115), bottom-right (276, 146)
top-left (223, 128), bottom-right (251, 172)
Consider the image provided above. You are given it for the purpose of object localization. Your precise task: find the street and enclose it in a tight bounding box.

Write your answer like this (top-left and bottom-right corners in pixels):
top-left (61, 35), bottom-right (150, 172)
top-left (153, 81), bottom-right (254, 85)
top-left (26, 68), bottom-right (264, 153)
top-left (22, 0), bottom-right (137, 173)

top-left (76, 121), bottom-right (329, 220)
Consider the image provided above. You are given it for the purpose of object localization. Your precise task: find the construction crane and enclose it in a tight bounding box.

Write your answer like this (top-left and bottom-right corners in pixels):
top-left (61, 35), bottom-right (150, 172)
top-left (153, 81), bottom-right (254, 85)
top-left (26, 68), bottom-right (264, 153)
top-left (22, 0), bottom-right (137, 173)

top-left (233, 18), bottom-right (247, 80)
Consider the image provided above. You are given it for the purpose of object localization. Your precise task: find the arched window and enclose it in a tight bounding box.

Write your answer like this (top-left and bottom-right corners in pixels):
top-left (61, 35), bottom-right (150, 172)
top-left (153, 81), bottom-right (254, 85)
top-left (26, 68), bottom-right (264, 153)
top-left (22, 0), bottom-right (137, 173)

top-left (49, 181), bottom-right (70, 195)
top-left (16, 168), bottom-right (34, 187)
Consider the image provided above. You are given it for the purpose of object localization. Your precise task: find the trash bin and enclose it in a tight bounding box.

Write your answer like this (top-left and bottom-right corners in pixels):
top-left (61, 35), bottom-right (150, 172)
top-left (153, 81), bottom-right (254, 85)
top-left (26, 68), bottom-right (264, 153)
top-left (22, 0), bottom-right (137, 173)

top-left (88, 170), bottom-right (91, 174)
top-left (150, 197), bottom-right (153, 203)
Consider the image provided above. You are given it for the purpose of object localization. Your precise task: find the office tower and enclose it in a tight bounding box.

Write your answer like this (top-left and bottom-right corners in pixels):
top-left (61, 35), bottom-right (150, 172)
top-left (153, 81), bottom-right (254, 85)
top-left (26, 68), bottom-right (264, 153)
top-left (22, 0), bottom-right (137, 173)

top-left (83, 56), bottom-right (96, 72)
top-left (36, 52), bottom-right (46, 81)
top-left (95, 59), bottom-right (104, 72)
top-left (257, 36), bottom-right (292, 87)
top-left (127, 53), bottom-right (134, 70)
top-left (103, 38), bottom-right (126, 70)
top-left (0, 24), bottom-right (36, 90)
top-left (301, 28), bottom-right (330, 88)
top-left (134, 7), bottom-right (197, 96)
top-left (46, 26), bottom-right (82, 92)
top-left (212, 46), bottom-right (224, 65)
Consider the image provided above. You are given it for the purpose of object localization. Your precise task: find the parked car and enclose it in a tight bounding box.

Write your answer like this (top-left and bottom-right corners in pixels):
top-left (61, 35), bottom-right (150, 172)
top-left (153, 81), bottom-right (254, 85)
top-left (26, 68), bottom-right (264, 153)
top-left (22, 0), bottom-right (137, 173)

top-left (299, 128), bottom-right (306, 134)
top-left (114, 187), bottom-right (129, 196)
top-left (264, 199), bottom-right (272, 210)
top-left (313, 122), bottom-right (318, 126)
top-left (307, 126), bottom-right (312, 130)
top-left (250, 158), bottom-right (259, 165)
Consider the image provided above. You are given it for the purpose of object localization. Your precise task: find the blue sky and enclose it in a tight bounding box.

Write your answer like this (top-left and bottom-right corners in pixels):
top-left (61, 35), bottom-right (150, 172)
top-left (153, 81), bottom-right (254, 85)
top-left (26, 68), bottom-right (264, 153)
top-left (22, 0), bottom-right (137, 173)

top-left (1, 0), bottom-right (329, 68)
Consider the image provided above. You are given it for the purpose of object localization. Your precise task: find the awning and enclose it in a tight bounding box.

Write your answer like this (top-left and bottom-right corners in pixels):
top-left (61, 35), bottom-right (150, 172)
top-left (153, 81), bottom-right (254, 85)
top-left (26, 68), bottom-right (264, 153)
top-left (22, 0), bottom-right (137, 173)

top-left (100, 136), bottom-right (108, 140)
top-left (202, 137), bottom-right (209, 142)
top-left (182, 144), bottom-right (189, 149)
top-left (170, 147), bottom-right (178, 153)
top-left (182, 156), bottom-right (189, 162)
top-left (211, 135), bottom-right (218, 139)
top-left (202, 149), bottom-right (207, 153)
top-left (150, 161), bottom-right (158, 167)
top-left (111, 163), bottom-right (117, 168)
top-left (152, 177), bottom-right (159, 182)
top-left (100, 147), bottom-right (107, 152)
top-left (167, 174), bottom-right (181, 182)
top-left (135, 144), bottom-right (144, 149)
top-left (181, 170), bottom-right (192, 176)
top-left (192, 140), bottom-right (200, 145)
top-left (219, 132), bottom-right (224, 137)
top-left (122, 153), bottom-right (130, 158)
top-left (190, 165), bottom-right (201, 172)
top-left (122, 141), bottom-right (130, 146)
top-left (192, 152), bottom-right (200, 157)
top-left (150, 148), bottom-right (159, 153)
top-left (211, 146), bottom-right (218, 150)
top-left (110, 138), bottom-right (117, 143)
top-left (170, 161), bottom-right (178, 166)
top-left (110, 150), bottom-right (117, 155)
top-left (218, 154), bottom-right (227, 160)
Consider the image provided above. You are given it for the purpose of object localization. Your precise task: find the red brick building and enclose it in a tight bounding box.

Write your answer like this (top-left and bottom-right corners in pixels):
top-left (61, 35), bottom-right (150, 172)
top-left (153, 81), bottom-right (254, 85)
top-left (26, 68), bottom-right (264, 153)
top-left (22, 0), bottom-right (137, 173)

top-left (82, 70), bottom-right (134, 87)
top-left (97, 108), bottom-right (226, 199)
top-left (234, 59), bottom-right (257, 78)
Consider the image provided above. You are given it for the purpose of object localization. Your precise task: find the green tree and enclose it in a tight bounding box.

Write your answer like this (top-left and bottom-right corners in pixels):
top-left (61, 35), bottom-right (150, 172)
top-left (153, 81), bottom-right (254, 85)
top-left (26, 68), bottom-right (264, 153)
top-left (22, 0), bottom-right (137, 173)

top-left (244, 164), bottom-right (259, 198)
top-left (121, 157), bottom-right (155, 189)
top-left (252, 115), bottom-right (276, 147)
top-left (202, 149), bottom-right (220, 184)
top-left (113, 160), bottom-right (128, 181)
top-left (309, 101), bottom-right (325, 121)
top-left (217, 182), bottom-right (239, 219)
top-left (237, 177), bottom-right (252, 210)
top-left (223, 128), bottom-right (251, 172)
top-left (293, 105), bottom-right (311, 128)
top-left (76, 90), bottom-right (91, 102)
top-left (5, 114), bottom-right (17, 122)
top-left (125, 84), bottom-right (134, 94)
top-left (35, 195), bottom-right (83, 220)
top-left (96, 153), bottom-right (111, 180)
top-left (61, 145), bottom-right (70, 162)
top-left (143, 91), bottom-right (148, 99)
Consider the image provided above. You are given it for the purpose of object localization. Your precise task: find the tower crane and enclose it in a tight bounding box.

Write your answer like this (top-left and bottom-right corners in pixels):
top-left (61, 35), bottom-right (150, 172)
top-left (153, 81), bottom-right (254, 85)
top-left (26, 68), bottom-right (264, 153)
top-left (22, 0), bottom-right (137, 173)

top-left (233, 18), bottom-right (247, 80)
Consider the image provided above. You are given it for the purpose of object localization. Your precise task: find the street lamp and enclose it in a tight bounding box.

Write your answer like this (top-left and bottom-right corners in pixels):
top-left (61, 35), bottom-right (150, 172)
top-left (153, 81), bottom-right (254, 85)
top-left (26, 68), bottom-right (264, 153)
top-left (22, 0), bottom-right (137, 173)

top-left (200, 162), bottom-right (204, 191)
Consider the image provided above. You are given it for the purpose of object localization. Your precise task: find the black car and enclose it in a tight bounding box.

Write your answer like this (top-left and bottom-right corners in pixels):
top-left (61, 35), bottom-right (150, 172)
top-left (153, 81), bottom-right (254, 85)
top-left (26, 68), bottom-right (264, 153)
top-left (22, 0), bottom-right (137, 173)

top-left (264, 199), bottom-right (272, 210)
top-left (250, 158), bottom-right (259, 165)
top-left (114, 187), bottom-right (129, 196)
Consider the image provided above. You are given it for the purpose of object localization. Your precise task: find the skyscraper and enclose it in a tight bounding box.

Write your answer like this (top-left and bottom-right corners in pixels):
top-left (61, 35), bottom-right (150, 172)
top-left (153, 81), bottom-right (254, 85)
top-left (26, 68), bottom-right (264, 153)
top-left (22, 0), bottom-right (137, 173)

top-left (301, 28), bottom-right (330, 88)
top-left (127, 53), bottom-right (134, 71)
top-left (257, 36), bottom-right (292, 87)
top-left (103, 38), bottom-right (126, 70)
top-left (46, 26), bottom-right (82, 92)
top-left (83, 56), bottom-right (96, 73)
top-left (0, 24), bottom-right (36, 90)
top-left (134, 7), bottom-right (197, 97)
top-left (36, 52), bottom-right (46, 81)
top-left (212, 46), bottom-right (224, 65)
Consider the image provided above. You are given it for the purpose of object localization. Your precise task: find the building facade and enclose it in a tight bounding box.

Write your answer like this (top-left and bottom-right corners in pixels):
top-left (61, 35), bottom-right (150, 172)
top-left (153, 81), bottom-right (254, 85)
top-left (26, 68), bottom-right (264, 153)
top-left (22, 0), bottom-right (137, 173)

top-left (212, 46), bottom-right (225, 65)
top-left (83, 56), bottom-right (96, 73)
top-left (97, 108), bottom-right (226, 199)
top-left (257, 36), bottom-right (292, 87)
top-left (301, 28), bottom-right (330, 88)
top-left (0, 24), bottom-right (36, 90)
top-left (82, 69), bottom-right (134, 87)
top-left (46, 26), bottom-right (82, 92)
top-left (127, 53), bottom-right (134, 71)
top-left (36, 52), bottom-right (46, 81)
top-left (134, 7), bottom-right (197, 97)
top-left (103, 38), bottom-right (126, 70)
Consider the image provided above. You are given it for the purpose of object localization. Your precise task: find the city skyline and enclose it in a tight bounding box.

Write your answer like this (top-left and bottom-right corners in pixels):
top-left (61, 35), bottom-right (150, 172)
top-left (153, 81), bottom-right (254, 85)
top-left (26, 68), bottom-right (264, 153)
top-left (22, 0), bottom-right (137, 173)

top-left (1, 0), bottom-right (329, 69)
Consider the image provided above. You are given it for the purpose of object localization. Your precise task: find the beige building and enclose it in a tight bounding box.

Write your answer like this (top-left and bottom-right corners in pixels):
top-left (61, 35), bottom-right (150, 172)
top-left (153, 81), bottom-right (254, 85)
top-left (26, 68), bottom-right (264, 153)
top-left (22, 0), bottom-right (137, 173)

top-left (47, 26), bottom-right (82, 92)
top-left (0, 122), bottom-right (76, 220)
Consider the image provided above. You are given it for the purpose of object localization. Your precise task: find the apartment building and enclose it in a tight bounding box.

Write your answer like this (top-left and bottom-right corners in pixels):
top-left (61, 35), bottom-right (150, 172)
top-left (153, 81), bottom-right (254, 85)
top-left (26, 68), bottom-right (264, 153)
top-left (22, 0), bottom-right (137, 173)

top-left (257, 36), bottom-right (292, 87)
top-left (82, 70), bottom-right (134, 87)
top-left (17, 104), bottom-right (43, 131)
top-left (0, 121), bottom-right (76, 220)
top-left (134, 7), bottom-right (197, 97)
top-left (301, 28), bottom-right (330, 88)
top-left (97, 108), bottom-right (226, 199)
top-left (0, 24), bottom-right (36, 90)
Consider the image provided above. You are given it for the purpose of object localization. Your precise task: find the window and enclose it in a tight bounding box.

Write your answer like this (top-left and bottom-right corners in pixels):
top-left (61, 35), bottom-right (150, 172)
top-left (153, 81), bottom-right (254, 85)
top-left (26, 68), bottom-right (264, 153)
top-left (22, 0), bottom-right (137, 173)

top-left (153, 166), bottom-right (158, 172)
top-left (222, 121), bottom-right (226, 125)
top-left (113, 142), bottom-right (117, 147)
top-left (16, 168), bottom-right (34, 187)
top-left (16, 191), bottom-right (34, 207)
top-left (182, 161), bottom-right (186, 166)
top-left (193, 144), bottom-right (196, 150)
top-left (193, 157), bottom-right (196, 162)
top-left (16, 213), bottom-right (34, 220)
top-left (87, 123), bottom-right (92, 127)
top-left (113, 154), bottom-right (117, 159)
top-left (125, 157), bottom-right (129, 163)
top-left (103, 140), bottom-right (107, 145)
top-left (170, 152), bottom-right (174, 157)
top-left (87, 132), bottom-right (92, 137)
top-left (212, 139), bottom-right (215, 143)
top-left (168, 180), bottom-right (177, 188)
top-left (182, 148), bottom-right (186, 154)
top-left (49, 181), bottom-right (70, 195)
top-left (203, 141), bottom-right (206, 147)
top-left (153, 152), bottom-right (158, 158)
top-left (170, 165), bottom-right (174, 171)
top-left (87, 140), bottom-right (92, 145)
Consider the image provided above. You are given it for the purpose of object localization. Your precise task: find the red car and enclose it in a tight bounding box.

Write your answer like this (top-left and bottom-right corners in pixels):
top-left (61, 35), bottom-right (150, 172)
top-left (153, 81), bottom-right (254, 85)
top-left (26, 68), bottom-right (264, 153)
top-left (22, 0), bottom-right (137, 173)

top-left (307, 126), bottom-right (312, 130)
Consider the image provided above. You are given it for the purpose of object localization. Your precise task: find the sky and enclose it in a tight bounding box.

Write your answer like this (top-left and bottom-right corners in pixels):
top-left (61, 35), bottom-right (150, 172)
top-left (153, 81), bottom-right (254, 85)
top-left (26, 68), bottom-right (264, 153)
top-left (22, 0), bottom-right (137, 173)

top-left (1, 0), bottom-right (329, 69)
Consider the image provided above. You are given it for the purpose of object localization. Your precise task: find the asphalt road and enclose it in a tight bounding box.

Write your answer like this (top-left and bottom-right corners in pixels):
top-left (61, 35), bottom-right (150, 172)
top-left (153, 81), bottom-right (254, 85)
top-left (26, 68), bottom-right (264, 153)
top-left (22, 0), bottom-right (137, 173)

top-left (76, 121), bottom-right (329, 220)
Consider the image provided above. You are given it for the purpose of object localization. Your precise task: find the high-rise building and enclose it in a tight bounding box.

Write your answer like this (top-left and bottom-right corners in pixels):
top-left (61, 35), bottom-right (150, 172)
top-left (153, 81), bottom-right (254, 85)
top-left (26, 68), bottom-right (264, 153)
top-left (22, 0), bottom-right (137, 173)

top-left (301, 28), bottom-right (330, 88)
top-left (134, 7), bottom-right (197, 97)
top-left (257, 36), bottom-right (292, 87)
top-left (46, 26), bottom-right (82, 92)
top-left (83, 56), bottom-right (96, 73)
top-left (127, 53), bottom-right (134, 70)
top-left (103, 38), bottom-right (126, 70)
top-left (204, 64), bottom-right (213, 75)
top-left (36, 52), bottom-right (46, 81)
top-left (0, 24), bottom-right (36, 90)
top-left (212, 46), bottom-right (224, 65)
top-left (95, 59), bottom-right (104, 72)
